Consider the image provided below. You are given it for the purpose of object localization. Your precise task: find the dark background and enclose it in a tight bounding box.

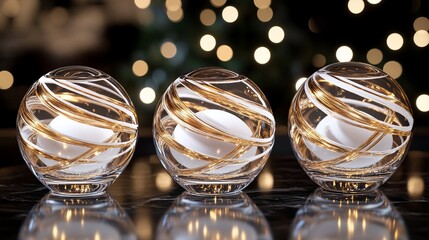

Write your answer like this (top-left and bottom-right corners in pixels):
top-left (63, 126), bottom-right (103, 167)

top-left (1, 0), bottom-right (428, 131)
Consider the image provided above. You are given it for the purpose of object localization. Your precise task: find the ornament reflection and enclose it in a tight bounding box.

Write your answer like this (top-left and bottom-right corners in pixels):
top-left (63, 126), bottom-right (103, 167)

top-left (19, 193), bottom-right (137, 240)
top-left (291, 188), bottom-right (408, 240)
top-left (157, 192), bottom-right (272, 240)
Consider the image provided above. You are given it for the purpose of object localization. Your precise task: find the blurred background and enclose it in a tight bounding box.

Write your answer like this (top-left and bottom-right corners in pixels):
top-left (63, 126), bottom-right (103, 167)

top-left (0, 0), bottom-right (428, 132)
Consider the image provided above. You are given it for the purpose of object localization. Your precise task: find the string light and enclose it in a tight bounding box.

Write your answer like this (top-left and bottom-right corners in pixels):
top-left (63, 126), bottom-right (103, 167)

top-left (254, 47), bottom-right (271, 64)
top-left (132, 60), bottom-right (149, 77)
top-left (200, 34), bottom-right (216, 51)
top-left (257, 7), bottom-right (273, 22)
top-left (160, 41), bottom-right (177, 59)
top-left (268, 26), bottom-right (285, 43)
top-left (216, 45), bottom-right (233, 61)
top-left (0, 70), bottom-right (14, 90)
top-left (413, 30), bottom-right (429, 48)
top-left (312, 54), bottom-right (326, 68)
top-left (140, 87), bottom-right (156, 104)
top-left (336, 46), bottom-right (353, 62)
top-left (416, 94), bottom-right (429, 112)
top-left (200, 9), bottom-right (216, 26)
top-left (134, 0), bottom-right (151, 9)
top-left (366, 48), bottom-right (383, 64)
top-left (222, 6), bottom-right (238, 23)
top-left (386, 33), bottom-right (404, 50)
top-left (348, 0), bottom-right (365, 14)
top-left (383, 61), bottom-right (402, 79)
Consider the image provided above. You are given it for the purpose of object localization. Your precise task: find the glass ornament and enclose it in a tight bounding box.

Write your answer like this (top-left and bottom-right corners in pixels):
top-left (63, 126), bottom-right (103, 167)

top-left (19, 193), bottom-right (137, 239)
top-left (17, 66), bottom-right (138, 196)
top-left (291, 188), bottom-right (408, 240)
top-left (157, 192), bottom-right (272, 239)
top-left (153, 67), bottom-right (275, 195)
top-left (288, 62), bottom-right (413, 192)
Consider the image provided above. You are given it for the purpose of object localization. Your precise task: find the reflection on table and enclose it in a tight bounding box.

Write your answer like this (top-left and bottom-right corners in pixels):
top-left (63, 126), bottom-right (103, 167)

top-left (157, 192), bottom-right (272, 240)
top-left (19, 193), bottom-right (137, 240)
top-left (291, 188), bottom-right (408, 240)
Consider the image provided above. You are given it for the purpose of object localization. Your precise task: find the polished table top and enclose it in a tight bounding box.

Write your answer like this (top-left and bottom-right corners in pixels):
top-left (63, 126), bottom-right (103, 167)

top-left (0, 132), bottom-right (428, 240)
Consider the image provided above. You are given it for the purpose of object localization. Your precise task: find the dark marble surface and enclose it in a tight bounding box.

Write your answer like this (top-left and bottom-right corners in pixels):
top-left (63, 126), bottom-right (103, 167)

top-left (0, 133), bottom-right (428, 240)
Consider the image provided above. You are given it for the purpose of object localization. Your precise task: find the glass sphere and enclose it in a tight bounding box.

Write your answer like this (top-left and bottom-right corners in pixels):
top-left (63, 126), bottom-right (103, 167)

top-left (19, 193), bottom-right (137, 239)
top-left (291, 188), bottom-right (408, 240)
top-left (288, 62), bottom-right (413, 193)
top-left (17, 66), bottom-right (138, 197)
top-left (157, 192), bottom-right (272, 239)
top-left (153, 67), bottom-right (275, 195)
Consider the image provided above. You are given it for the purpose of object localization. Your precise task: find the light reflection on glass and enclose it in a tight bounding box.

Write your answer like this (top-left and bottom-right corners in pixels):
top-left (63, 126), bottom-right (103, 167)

top-left (291, 188), bottom-right (409, 240)
top-left (19, 193), bottom-right (137, 240)
top-left (156, 192), bottom-right (272, 240)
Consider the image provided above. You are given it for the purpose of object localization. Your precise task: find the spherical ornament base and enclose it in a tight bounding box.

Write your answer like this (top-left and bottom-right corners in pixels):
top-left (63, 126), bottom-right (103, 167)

top-left (16, 66), bottom-right (138, 197)
top-left (153, 67), bottom-right (275, 195)
top-left (288, 62), bottom-right (413, 193)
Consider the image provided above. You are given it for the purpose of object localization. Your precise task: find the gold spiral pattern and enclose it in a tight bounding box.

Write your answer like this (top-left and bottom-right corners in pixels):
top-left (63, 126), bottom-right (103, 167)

top-left (17, 66), bottom-right (138, 179)
top-left (153, 67), bottom-right (275, 184)
top-left (288, 62), bottom-right (413, 191)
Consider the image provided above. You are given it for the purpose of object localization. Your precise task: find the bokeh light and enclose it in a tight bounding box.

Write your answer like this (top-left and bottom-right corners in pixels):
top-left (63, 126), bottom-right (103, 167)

top-left (210, 0), bottom-right (227, 8)
top-left (413, 16), bottom-right (429, 31)
top-left (312, 54), bottom-right (326, 68)
top-left (413, 30), bottom-right (429, 47)
top-left (336, 45), bottom-right (353, 62)
top-left (160, 41), bottom-right (177, 59)
top-left (386, 33), bottom-right (404, 50)
top-left (257, 170), bottom-right (274, 191)
top-left (257, 7), bottom-right (273, 22)
top-left (200, 34), bottom-right (216, 51)
top-left (0, 70), bottom-right (13, 90)
top-left (254, 47), bottom-right (271, 64)
top-left (222, 6), bottom-right (238, 23)
top-left (366, 0), bottom-right (382, 4)
top-left (155, 171), bottom-right (173, 191)
top-left (167, 8), bottom-right (183, 22)
top-left (134, 0), bottom-right (151, 9)
top-left (216, 45), bottom-right (233, 61)
top-left (348, 0), bottom-right (365, 14)
top-left (139, 87), bottom-right (156, 104)
top-left (165, 0), bottom-right (181, 11)
top-left (254, 0), bottom-right (271, 9)
top-left (366, 48), bottom-right (383, 64)
top-left (416, 94), bottom-right (429, 112)
top-left (407, 176), bottom-right (425, 198)
top-left (1, 0), bottom-right (20, 18)
top-left (132, 60), bottom-right (149, 77)
top-left (200, 9), bottom-right (216, 26)
top-left (268, 26), bottom-right (285, 43)
top-left (383, 61), bottom-right (402, 79)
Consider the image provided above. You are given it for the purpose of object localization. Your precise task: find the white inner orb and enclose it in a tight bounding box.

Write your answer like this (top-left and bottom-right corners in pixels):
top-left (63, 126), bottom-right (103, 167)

top-left (171, 109), bottom-right (257, 174)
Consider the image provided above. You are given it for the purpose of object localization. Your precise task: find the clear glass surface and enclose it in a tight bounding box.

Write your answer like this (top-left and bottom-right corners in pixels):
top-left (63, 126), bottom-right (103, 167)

top-left (157, 192), bottom-right (272, 239)
top-left (288, 62), bottom-right (413, 192)
top-left (16, 66), bottom-right (138, 196)
top-left (18, 193), bottom-right (137, 239)
top-left (291, 188), bottom-right (408, 240)
top-left (153, 67), bottom-right (276, 195)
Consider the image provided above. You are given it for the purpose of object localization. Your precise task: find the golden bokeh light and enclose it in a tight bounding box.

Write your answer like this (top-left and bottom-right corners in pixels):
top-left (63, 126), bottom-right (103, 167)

top-left (165, 0), bottom-right (181, 11)
top-left (257, 7), bottom-right (273, 22)
top-left (155, 171), bottom-right (173, 191)
top-left (0, 70), bottom-right (14, 90)
top-left (160, 41), bottom-right (177, 59)
top-left (49, 7), bottom-right (69, 27)
top-left (200, 9), bottom-right (216, 26)
top-left (167, 8), bottom-right (183, 22)
top-left (200, 34), bottom-right (216, 51)
top-left (132, 60), bottom-right (149, 77)
top-left (222, 6), bottom-right (238, 23)
top-left (367, 0), bottom-right (382, 4)
top-left (257, 171), bottom-right (274, 191)
top-left (413, 30), bottom-right (429, 47)
top-left (139, 87), bottom-right (156, 104)
top-left (413, 16), bottom-right (429, 31)
top-left (268, 26), bottom-right (285, 43)
top-left (312, 53), bottom-right (326, 68)
top-left (216, 45), bottom-right (233, 61)
top-left (348, 0), bottom-right (365, 14)
top-left (254, 0), bottom-right (271, 9)
top-left (210, 0), bottom-right (227, 8)
top-left (407, 176), bottom-right (425, 198)
top-left (383, 61), bottom-right (402, 79)
top-left (295, 77), bottom-right (307, 91)
top-left (134, 0), bottom-right (151, 9)
top-left (416, 94), bottom-right (429, 112)
top-left (386, 33), bottom-right (404, 50)
top-left (254, 46), bottom-right (271, 64)
top-left (366, 48), bottom-right (383, 65)
top-left (336, 45), bottom-right (353, 62)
